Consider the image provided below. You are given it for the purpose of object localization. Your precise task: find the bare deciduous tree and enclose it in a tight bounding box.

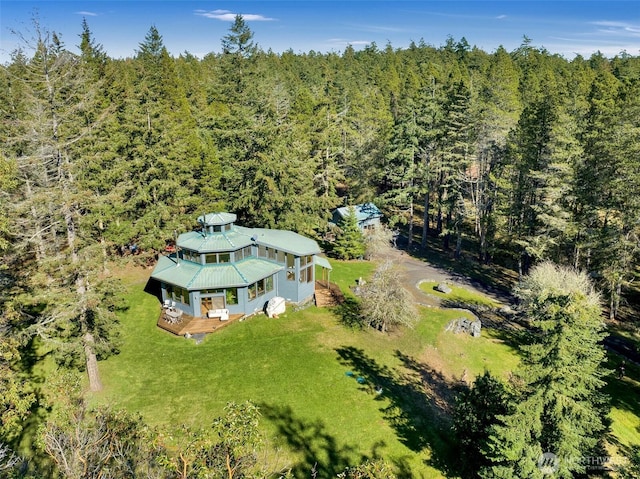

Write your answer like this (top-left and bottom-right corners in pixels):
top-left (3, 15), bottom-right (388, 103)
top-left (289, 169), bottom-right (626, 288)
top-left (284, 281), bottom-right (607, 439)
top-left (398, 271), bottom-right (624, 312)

top-left (0, 443), bottom-right (22, 474)
top-left (358, 261), bottom-right (417, 332)
top-left (41, 399), bottom-right (163, 479)
top-left (364, 225), bottom-right (393, 260)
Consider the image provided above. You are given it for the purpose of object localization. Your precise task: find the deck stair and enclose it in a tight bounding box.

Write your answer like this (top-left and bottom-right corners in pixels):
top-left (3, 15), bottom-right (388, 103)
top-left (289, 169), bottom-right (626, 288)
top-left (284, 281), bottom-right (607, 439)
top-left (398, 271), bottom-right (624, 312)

top-left (314, 281), bottom-right (344, 307)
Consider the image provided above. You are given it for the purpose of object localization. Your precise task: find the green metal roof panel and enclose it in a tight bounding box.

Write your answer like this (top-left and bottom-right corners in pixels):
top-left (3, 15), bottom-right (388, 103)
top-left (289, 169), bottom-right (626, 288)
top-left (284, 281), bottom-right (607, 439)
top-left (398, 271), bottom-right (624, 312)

top-left (177, 225), bottom-right (320, 255)
top-left (314, 255), bottom-right (332, 270)
top-left (177, 229), bottom-right (253, 252)
top-left (229, 258), bottom-right (284, 285)
top-left (198, 212), bottom-right (236, 226)
top-left (235, 226), bottom-right (321, 255)
top-left (334, 203), bottom-right (382, 222)
top-left (150, 256), bottom-right (201, 289)
top-left (150, 255), bottom-right (283, 290)
top-left (188, 263), bottom-right (246, 289)
top-left (195, 258), bottom-right (283, 288)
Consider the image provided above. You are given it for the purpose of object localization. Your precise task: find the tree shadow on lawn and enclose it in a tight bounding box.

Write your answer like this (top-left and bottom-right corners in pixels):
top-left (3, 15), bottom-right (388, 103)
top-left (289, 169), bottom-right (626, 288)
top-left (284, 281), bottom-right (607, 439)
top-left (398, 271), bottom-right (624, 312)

top-left (595, 354), bottom-right (640, 473)
top-left (333, 296), bottom-right (363, 329)
top-left (17, 335), bottom-right (51, 379)
top-left (260, 404), bottom-right (414, 478)
top-left (605, 353), bottom-right (640, 427)
top-left (335, 346), bottom-right (463, 477)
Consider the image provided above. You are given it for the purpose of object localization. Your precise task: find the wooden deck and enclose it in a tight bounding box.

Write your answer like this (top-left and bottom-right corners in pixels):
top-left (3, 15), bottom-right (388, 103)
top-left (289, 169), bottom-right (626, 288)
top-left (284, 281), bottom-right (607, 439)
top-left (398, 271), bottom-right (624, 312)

top-left (157, 311), bottom-right (245, 336)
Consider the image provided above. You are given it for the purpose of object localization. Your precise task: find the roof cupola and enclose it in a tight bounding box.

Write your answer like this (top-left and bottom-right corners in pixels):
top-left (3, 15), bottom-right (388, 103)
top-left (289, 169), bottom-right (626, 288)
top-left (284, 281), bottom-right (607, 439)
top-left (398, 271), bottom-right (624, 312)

top-left (198, 212), bottom-right (236, 234)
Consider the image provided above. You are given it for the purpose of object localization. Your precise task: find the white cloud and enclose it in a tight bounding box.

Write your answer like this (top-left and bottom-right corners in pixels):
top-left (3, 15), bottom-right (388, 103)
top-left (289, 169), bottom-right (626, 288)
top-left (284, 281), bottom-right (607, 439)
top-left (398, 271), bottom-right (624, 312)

top-left (75, 11), bottom-right (98, 17)
top-left (545, 35), bottom-right (640, 57)
top-left (326, 38), bottom-right (372, 48)
top-left (543, 19), bottom-right (640, 57)
top-left (591, 20), bottom-right (640, 36)
top-left (195, 9), bottom-right (275, 22)
top-left (497, 15), bottom-right (507, 20)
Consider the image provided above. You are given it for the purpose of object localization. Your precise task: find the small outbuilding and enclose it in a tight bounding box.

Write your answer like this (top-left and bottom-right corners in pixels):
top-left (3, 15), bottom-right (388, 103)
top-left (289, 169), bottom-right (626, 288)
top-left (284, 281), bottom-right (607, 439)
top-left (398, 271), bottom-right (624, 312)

top-left (331, 203), bottom-right (382, 232)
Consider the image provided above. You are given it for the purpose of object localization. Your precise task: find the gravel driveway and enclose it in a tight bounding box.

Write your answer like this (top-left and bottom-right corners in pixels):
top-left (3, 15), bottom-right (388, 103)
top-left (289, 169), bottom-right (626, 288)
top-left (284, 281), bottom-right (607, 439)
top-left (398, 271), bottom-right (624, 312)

top-left (377, 246), bottom-right (510, 307)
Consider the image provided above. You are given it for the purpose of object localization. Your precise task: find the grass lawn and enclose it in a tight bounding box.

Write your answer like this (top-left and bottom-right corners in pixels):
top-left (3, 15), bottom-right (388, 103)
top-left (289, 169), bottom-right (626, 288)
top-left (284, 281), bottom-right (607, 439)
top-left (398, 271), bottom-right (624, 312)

top-left (604, 356), bottom-right (640, 450)
top-left (418, 281), bottom-right (501, 308)
top-left (93, 259), bottom-right (639, 478)
top-left (93, 261), bottom-right (518, 478)
top-left (317, 259), bottom-right (373, 298)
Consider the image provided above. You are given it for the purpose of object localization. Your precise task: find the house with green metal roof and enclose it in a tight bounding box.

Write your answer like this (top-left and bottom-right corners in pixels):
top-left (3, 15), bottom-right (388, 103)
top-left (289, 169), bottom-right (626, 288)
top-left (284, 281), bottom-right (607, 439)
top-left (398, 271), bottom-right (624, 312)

top-left (150, 212), bottom-right (330, 318)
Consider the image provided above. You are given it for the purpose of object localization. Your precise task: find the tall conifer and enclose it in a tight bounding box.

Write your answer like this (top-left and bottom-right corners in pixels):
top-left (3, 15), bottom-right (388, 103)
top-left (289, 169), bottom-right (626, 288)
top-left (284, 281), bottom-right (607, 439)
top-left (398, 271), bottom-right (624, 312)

top-left (334, 206), bottom-right (366, 260)
top-left (481, 262), bottom-right (608, 478)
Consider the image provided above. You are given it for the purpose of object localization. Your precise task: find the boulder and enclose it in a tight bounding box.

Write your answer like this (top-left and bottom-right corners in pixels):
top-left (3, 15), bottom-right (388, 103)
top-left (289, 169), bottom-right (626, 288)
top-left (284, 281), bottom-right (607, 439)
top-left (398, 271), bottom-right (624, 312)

top-left (469, 320), bottom-right (482, 337)
top-left (435, 282), bottom-right (452, 294)
top-left (445, 317), bottom-right (482, 337)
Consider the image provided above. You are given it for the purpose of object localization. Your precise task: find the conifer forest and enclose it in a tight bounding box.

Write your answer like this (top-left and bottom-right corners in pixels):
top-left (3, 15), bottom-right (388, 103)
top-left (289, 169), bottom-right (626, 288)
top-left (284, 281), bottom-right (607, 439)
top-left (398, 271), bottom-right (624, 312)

top-left (1, 15), bottom-right (639, 479)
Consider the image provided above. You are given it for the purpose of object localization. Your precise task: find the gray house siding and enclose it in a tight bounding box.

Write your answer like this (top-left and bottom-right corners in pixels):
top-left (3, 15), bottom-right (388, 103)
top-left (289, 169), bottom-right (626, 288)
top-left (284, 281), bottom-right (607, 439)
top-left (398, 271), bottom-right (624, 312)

top-left (160, 282), bottom-right (280, 318)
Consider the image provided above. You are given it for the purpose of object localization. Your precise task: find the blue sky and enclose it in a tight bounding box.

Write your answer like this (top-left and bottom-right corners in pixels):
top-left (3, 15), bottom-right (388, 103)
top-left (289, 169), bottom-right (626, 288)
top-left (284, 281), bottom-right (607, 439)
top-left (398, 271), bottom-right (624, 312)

top-left (1, 1), bottom-right (639, 63)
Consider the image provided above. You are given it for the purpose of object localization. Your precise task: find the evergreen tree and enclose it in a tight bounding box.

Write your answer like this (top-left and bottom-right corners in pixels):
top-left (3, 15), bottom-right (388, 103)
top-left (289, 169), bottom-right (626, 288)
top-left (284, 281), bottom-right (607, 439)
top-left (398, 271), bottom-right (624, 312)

top-left (601, 79), bottom-right (640, 320)
top-left (481, 262), bottom-right (609, 478)
top-left (381, 94), bottom-right (421, 251)
top-left (78, 17), bottom-right (107, 77)
top-left (221, 15), bottom-right (257, 57)
top-left (381, 66), bottom-right (439, 253)
top-left (470, 46), bottom-right (521, 263)
top-left (308, 96), bottom-right (347, 204)
top-left (439, 77), bottom-right (476, 256)
top-left (0, 153), bottom-right (16, 253)
top-left (453, 371), bottom-right (512, 476)
top-left (499, 64), bottom-right (583, 276)
top-left (118, 26), bottom-right (221, 250)
top-left (228, 120), bottom-right (328, 236)
top-left (619, 445), bottom-right (640, 479)
top-left (0, 321), bottom-right (36, 444)
top-left (577, 71), bottom-right (640, 319)
top-left (1, 20), bottom-right (123, 391)
top-left (334, 206), bottom-right (366, 260)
